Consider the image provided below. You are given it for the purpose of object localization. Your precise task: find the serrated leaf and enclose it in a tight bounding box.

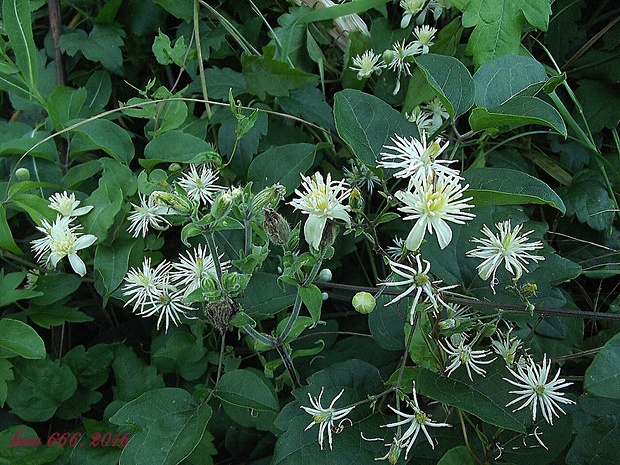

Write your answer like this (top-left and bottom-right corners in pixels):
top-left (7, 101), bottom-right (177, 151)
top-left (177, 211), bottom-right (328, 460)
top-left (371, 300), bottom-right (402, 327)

top-left (415, 53), bottom-right (474, 118)
top-left (463, 167), bottom-right (566, 213)
top-left (60, 25), bottom-right (125, 74)
top-left (215, 370), bottom-right (279, 412)
top-left (334, 89), bottom-right (418, 166)
top-left (110, 388), bottom-right (212, 465)
top-left (247, 143), bottom-right (316, 195)
top-left (469, 96), bottom-right (567, 136)
top-left (417, 361), bottom-right (528, 432)
top-left (278, 84), bottom-right (335, 130)
top-left (111, 345), bottom-right (165, 402)
top-left (3, 0), bottom-right (38, 91)
top-left (566, 416), bottom-right (620, 465)
top-left (0, 318), bottom-right (45, 359)
top-left (474, 55), bottom-right (548, 108)
top-left (0, 425), bottom-right (63, 464)
top-left (584, 332), bottom-right (620, 399)
top-left (557, 169), bottom-right (614, 231)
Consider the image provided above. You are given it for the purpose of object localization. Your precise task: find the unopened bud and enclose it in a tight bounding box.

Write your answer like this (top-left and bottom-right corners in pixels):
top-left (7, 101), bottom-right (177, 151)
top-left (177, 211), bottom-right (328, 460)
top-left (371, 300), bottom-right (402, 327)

top-left (222, 271), bottom-right (250, 296)
top-left (168, 163), bottom-right (182, 172)
top-left (252, 184), bottom-right (286, 211)
top-left (263, 208), bottom-right (290, 245)
top-left (211, 191), bottom-right (233, 219)
top-left (382, 50), bottom-right (396, 64)
top-left (15, 167), bottom-right (30, 181)
top-left (322, 292), bottom-right (329, 301)
top-left (520, 282), bottom-right (538, 298)
top-left (352, 292), bottom-right (376, 314)
top-left (349, 187), bottom-right (364, 212)
top-left (480, 322), bottom-right (497, 339)
top-left (317, 269), bottom-right (332, 282)
top-left (150, 191), bottom-right (192, 215)
top-left (438, 318), bottom-right (456, 330)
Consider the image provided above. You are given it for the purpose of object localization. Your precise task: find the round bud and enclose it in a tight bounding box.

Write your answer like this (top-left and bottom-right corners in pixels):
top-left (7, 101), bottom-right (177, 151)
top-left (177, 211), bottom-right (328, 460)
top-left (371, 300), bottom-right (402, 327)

top-left (168, 163), bottom-right (182, 172)
top-left (349, 187), bottom-right (364, 212)
top-left (321, 292), bottom-right (329, 301)
top-left (382, 50), bottom-right (396, 64)
top-left (352, 291), bottom-right (376, 314)
top-left (317, 269), bottom-right (332, 282)
top-left (211, 191), bottom-right (233, 219)
top-left (15, 167), bottom-right (30, 181)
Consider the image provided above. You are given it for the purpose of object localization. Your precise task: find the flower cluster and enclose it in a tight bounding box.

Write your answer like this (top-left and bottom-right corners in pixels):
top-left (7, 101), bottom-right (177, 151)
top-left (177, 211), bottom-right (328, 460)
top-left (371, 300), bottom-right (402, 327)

top-left (122, 244), bottom-right (228, 332)
top-left (400, 0), bottom-right (448, 28)
top-left (407, 98), bottom-right (450, 136)
top-left (31, 192), bottom-right (96, 276)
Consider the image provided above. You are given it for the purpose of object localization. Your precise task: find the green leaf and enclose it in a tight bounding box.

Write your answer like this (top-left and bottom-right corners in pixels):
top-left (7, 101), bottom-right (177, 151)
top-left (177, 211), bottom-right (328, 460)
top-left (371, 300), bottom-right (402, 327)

top-left (566, 416), bottom-right (620, 465)
top-left (474, 55), bottom-right (548, 108)
top-left (6, 357), bottom-right (77, 421)
top-left (0, 358), bottom-right (13, 406)
top-left (0, 206), bottom-right (22, 254)
top-left (415, 53), bottom-right (474, 118)
top-left (215, 369), bottom-right (279, 412)
top-left (247, 143), bottom-right (316, 195)
top-left (71, 119), bottom-right (135, 164)
top-left (299, 283), bottom-right (323, 326)
top-left (60, 25), bottom-right (125, 74)
top-left (142, 130), bottom-right (215, 169)
top-left (469, 96), bottom-right (567, 136)
top-left (151, 329), bottom-right (206, 375)
top-left (463, 167), bottom-right (566, 213)
top-left (94, 238), bottom-right (138, 299)
top-left (368, 295), bottom-right (405, 351)
top-left (417, 361), bottom-right (528, 432)
top-left (30, 273), bottom-right (82, 305)
top-left (111, 345), bottom-right (165, 402)
top-left (47, 86), bottom-right (87, 130)
top-left (2, 0), bottom-right (38, 92)
top-left (334, 89), bottom-right (419, 166)
top-left (110, 388), bottom-right (212, 465)
top-left (84, 70), bottom-right (112, 111)
top-left (0, 425), bottom-right (63, 464)
top-left (28, 304), bottom-right (93, 328)
top-left (297, 0), bottom-right (388, 23)
top-left (0, 318), bottom-right (45, 359)
top-left (241, 46), bottom-right (317, 99)
top-left (205, 67), bottom-right (246, 100)
top-left (0, 72), bottom-right (32, 100)
top-left (0, 270), bottom-right (42, 308)
top-left (557, 169), bottom-right (614, 231)
top-left (575, 79), bottom-right (620, 133)
top-left (439, 446), bottom-right (478, 465)
top-left (277, 84), bottom-right (335, 130)
top-left (237, 272), bottom-right (296, 316)
top-left (462, 0), bottom-right (552, 67)
top-left (584, 332), bottom-right (620, 399)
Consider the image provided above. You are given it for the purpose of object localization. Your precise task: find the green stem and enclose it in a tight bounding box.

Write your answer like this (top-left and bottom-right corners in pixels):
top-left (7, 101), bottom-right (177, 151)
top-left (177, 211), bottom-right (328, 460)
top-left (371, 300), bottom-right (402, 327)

top-left (193, 0), bottom-right (211, 120)
top-left (242, 324), bottom-right (276, 347)
top-left (277, 293), bottom-right (303, 344)
top-left (204, 232), bottom-right (223, 284)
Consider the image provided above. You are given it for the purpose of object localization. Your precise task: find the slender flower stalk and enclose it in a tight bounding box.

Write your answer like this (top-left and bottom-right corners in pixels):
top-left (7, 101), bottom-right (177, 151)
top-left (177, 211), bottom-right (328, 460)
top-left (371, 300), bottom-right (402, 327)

top-left (504, 355), bottom-right (575, 425)
top-left (300, 387), bottom-right (355, 450)
top-left (289, 172), bottom-right (351, 250)
top-left (378, 133), bottom-right (460, 188)
top-left (396, 176), bottom-right (475, 251)
top-left (466, 220), bottom-right (545, 293)
top-left (440, 336), bottom-right (496, 380)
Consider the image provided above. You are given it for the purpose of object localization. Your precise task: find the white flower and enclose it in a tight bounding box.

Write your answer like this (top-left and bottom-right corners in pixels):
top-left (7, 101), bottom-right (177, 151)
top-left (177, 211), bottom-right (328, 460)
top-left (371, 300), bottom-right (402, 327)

top-left (504, 355), bottom-right (575, 425)
top-left (440, 336), bottom-right (495, 380)
top-left (411, 25), bottom-right (437, 54)
top-left (386, 236), bottom-right (408, 261)
top-left (382, 383), bottom-right (451, 459)
top-left (48, 192), bottom-right (93, 217)
top-left (383, 255), bottom-right (455, 323)
top-left (385, 39), bottom-right (419, 94)
top-left (342, 159), bottom-right (380, 193)
top-left (300, 387), bottom-right (355, 450)
top-left (36, 215), bottom-right (97, 276)
top-left (491, 328), bottom-right (522, 366)
top-left (350, 50), bottom-right (385, 80)
top-left (396, 176), bottom-right (475, 251)
top-left (438, 303), bottom-right (473, 330)
top-left (466, 220), bottom-right (545, 293)
top-left (289, 172), bottom-right (351, 250)
top-left (176, 164), bottom-right (223, 205)
top-left (378, 133), bottom-right (460, 188)
top-left (421, 97), bottom-right (449, 128)
top-left (127, 193), bottom-right (171, 238)
top-left (406, 106), bottom-right (436, 135)
top-left (123, 257), bottom-right (171, 313)
top-left (123, 257), bottom-right (193, 332)
top-left (170, 244), bottom-right (229, 297)
top-left (399, 0), bottom-right (425, 28)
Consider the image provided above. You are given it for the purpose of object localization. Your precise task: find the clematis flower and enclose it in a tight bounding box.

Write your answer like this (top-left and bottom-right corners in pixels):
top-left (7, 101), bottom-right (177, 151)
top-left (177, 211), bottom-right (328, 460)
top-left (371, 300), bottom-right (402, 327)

top-left (289, 172), bottom-right (351, 250)
top-left (350, 50), bottom-right (386, 80)
top-left (300, 387), bottom-right (355, 450)
top-left (127, 193), bottom-right (171, 238)
top-left (48, 192), bottom-right (93, 217)
top-left (440, 335), bottom-right (496, 380)
top-left (176, 164), bottom-right (223, 205)
top-left (396, 176), bottom-right (475, 251)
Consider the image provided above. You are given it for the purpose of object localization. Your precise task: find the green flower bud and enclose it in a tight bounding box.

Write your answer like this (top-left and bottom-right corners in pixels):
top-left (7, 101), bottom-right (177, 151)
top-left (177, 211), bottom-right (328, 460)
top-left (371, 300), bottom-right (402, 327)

top-left (252, 183), bottom-right (286, 211)
top-left (520, 282), bottom-right (538, 298)
top-left (382, 50), bottom-right (396, 64)
top-left (15, 167), bottom-right (30, 181)
top-left (480, 322), bottom-right (497, 339)
top-left (222, 271), bottom-right (250, 297)
top-left (263, 208), bottom-right (290, 245)
top-left (168, 163), bottom-right (182, 172)
top-left (438, 318), bottom-right (456, 330)
top-left (151, 191), bottom-right (193, 215)
top-left (211, 191), bottom-right (233, 219)
top-left (349, 187), bottom-right (364, 212)
top-left (352, 291), bottom-right (376, 314)
top-left (317, 269), bottom-right (332, 282)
